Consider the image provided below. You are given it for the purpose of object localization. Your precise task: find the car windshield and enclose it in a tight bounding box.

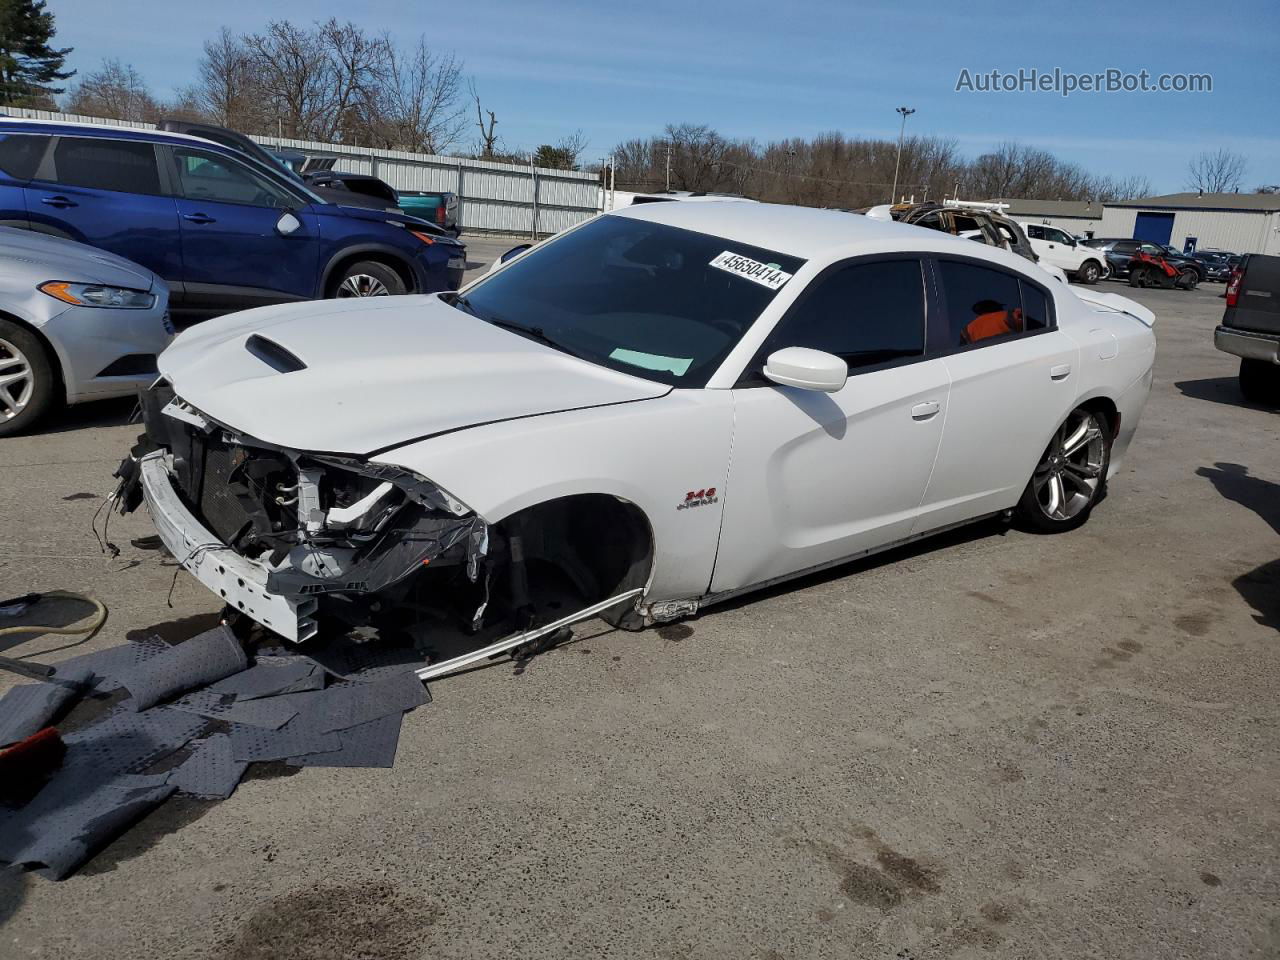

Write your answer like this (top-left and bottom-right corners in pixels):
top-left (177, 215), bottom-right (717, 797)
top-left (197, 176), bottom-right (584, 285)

top-left (451, 215), bottom-right (806, 387)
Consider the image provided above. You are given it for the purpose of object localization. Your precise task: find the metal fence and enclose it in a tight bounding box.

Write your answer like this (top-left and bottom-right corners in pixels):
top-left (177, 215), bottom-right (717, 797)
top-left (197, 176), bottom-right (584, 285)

top-left (1, 107), bottom-right (602, 237)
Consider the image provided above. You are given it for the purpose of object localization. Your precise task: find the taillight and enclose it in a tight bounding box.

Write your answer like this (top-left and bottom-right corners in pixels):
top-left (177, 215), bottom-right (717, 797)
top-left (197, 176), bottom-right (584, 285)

top-left (1226, 270), bottom-right (1242, 307)
top-left (435, 205), bottom-right (446, 224)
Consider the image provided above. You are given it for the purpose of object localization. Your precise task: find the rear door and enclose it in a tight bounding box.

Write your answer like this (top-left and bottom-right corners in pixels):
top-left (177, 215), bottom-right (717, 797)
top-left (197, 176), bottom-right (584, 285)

top-left (0, 131), bottom-right (46, 229)
top-left (166, 145), bottom-right (319, 312)
top-left (912, 257), bottom-right (1079, 532)
top-left (23, 135), bottom-right (183, 281)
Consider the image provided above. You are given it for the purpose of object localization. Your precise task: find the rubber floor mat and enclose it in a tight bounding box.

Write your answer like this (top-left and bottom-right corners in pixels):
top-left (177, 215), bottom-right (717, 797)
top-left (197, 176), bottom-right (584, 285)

top-left (288, 713), bottom-right (404, 768)
top-left (168, 734), bottom-right (248, 799)
top-left (0, 667), bottom-right (93, 747)
top-left (114, 625), bottom-right (249, 711)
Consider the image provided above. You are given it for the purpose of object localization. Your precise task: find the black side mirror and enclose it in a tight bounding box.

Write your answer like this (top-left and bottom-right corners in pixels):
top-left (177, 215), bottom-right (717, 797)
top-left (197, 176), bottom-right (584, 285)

top-left (500, 244), bottom-right (532, 264)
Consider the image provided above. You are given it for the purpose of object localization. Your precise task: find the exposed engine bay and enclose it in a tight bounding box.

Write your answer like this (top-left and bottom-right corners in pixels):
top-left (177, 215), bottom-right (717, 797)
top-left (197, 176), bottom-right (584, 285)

top-left (114, 380), bottom-right (652, 657)
top-left (115, 381), bottom-right (490, 642)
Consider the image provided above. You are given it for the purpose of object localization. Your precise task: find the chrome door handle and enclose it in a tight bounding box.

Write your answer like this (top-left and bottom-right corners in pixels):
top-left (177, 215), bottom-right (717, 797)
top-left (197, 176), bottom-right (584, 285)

top-left (911, 400), bottom-right (940, 420)
top-left (1050, 364), bottom-right (1072, 380)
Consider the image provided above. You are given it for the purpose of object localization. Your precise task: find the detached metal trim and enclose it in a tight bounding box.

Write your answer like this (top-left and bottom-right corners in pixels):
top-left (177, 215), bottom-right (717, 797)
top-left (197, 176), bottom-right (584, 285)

top-left (415, 588), bottom-right (643, 682)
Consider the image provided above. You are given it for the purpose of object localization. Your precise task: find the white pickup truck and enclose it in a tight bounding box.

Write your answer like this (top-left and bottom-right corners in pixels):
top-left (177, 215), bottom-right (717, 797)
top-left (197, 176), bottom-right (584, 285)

top-left (1019, 222), bottom-right (1108, 285)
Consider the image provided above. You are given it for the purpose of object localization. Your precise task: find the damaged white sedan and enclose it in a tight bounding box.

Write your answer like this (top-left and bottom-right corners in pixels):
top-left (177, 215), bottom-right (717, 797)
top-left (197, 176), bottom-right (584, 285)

top-left (116, 202), bottom-right (1155, 675)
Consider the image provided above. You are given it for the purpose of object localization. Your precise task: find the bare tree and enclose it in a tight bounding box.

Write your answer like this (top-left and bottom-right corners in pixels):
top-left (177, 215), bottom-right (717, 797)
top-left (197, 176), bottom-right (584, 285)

top-left (64, 59), bottom-right (157, 121)
top-left (195, 28), bottom-right (261, 128)
top-left (469, 78), bottom-right (498, 158)
top-left (1185, 149), bottom-right (1247, 193)
top-left (367, 39), bottom-right (465, 154)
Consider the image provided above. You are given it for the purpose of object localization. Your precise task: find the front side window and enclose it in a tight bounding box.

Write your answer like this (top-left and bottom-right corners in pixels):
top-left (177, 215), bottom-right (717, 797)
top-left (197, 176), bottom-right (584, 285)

top-left (1045, 227), bottom-right (1073, 245)
top-left (759, 259), bottom-right (926, 373)
top-left (173, 148), bottom-right (296, 208)
top-left (52, 137), bottom-right (160, 194)
top-left (454, 215), bottom-right (806, 387)
top-left (940, 260), bottom-right (1050, 348)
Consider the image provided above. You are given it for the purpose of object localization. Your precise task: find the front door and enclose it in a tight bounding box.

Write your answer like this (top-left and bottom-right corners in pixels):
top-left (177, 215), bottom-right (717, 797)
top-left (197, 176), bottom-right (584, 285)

top-left (167, 145), bottom-right (318, 313)
top-left (913, 257), bottom-right (1081, 532)
top-left (711, 257), bottom-right (949, 593)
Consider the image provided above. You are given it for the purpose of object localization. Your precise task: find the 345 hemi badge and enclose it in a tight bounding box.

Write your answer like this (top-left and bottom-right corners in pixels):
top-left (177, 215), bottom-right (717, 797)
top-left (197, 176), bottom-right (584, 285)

top-left (678, 488), bottom-right (718, 510)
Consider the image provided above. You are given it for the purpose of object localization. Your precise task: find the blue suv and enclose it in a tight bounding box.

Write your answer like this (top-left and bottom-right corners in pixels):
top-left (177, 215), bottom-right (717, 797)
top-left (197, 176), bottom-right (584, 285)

top-left (0, 119), bottom-right (466, 321)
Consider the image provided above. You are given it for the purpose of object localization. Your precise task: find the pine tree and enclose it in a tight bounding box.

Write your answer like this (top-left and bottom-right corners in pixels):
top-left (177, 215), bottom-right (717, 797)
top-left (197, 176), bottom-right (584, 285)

top-left (0, 0), bottom-right (73, 107)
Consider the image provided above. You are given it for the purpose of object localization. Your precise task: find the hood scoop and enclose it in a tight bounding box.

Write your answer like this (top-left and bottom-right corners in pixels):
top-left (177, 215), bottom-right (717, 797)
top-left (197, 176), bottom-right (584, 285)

top-left (245, 334), bottom-right (307, 373)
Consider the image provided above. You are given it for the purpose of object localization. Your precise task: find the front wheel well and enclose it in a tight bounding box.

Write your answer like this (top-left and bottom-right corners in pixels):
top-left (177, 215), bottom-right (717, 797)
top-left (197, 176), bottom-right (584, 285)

top-left (324, 252), bottom-right (414, 297)
top-left (493, 494), bottom-right (654, 630)
top-left (0, 310), bottom-right (65, 401)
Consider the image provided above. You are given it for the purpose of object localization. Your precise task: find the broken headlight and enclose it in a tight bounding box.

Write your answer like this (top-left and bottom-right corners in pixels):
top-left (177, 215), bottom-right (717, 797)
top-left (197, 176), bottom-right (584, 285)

top-left (265, 456), bottom-right (487, 599)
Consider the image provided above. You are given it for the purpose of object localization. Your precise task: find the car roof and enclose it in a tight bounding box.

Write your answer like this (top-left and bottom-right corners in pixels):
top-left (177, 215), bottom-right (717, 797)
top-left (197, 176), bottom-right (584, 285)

top-left (609, 200), bottom-right (934, 259)
top-left (0, 117), bottom-right (230, 150)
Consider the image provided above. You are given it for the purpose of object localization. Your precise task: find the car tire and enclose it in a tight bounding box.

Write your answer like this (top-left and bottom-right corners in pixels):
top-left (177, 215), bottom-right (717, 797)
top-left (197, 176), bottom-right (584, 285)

top-left (1176, 268), bottom-right (1199, 290)
top-left (1015, 406), bottom-right (1111, 534)
top-left (0, 317), bottom-right (58, 437)
top-left (1239, 358), bottom-right (1280, 405)
top-left (1076, 260), bottom-right (1102, 284)
top-left (331, 261), bottom-right (407, 298)
top-left (1128, 266), bottom-right (1147, 288)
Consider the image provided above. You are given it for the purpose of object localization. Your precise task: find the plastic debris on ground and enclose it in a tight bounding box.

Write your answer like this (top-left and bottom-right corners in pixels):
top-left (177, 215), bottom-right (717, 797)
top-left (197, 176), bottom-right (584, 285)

top-left (0, 624), bottom-right (433, 878)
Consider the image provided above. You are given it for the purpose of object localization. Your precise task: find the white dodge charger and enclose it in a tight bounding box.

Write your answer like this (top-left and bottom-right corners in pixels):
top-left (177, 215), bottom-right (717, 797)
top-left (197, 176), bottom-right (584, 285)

top-left (117, 202), bottom-right (1155, 675)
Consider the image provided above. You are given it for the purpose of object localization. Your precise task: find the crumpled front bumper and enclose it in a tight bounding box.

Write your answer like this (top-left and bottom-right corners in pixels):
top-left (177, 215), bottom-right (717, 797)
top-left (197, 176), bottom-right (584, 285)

top-left (140, 451), bottom-right (320, 641)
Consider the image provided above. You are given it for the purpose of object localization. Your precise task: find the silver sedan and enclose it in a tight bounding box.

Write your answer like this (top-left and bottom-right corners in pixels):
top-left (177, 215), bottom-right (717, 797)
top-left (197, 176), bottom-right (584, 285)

top-left (0, 228), bottom-right (173, 435)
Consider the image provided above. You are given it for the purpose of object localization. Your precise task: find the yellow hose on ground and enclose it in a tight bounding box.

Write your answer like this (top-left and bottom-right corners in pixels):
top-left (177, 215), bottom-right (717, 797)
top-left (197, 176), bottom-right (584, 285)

top-left (0, 591), bottom-right (108, 640)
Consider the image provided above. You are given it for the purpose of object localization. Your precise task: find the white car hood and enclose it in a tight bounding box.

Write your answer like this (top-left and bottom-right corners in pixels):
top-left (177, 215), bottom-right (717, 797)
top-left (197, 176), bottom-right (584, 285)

top-left (159, 295), bottom-right (671, 455)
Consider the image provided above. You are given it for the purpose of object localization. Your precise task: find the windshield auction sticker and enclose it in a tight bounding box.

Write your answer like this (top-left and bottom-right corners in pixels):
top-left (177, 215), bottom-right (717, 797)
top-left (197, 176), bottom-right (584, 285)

top-left (709, 251), bottom-right (793, 290)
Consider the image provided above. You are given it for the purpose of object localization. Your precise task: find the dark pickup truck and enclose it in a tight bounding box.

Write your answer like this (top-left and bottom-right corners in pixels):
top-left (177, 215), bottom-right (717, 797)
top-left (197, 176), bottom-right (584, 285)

top-left (1216, 254), bottom-right (1280, 403)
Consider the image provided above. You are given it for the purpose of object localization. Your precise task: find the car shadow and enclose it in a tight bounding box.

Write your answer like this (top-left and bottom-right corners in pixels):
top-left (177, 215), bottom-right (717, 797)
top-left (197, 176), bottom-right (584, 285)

top-left (1195, 462), bottom-right (1280, 536)
top-left (1175, 377), bottom-right (1274, 412)
top-left (32, 397), bottom-right (138, 436)
top-left (1234, 559), bottom-right (1280, 632)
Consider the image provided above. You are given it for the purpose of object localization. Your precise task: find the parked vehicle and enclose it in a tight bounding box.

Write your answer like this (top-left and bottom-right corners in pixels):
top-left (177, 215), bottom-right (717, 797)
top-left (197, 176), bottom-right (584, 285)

top-left (1193, 250), bottom-right (1237, 282)
top-left (302, 170), bottom-right (400, 211)
top-left (397, 191), bottom-right (461, 237)
top-left (1019, 222), bottom-right (1107, 284)
top-left (0, 227), bottom-right (172, 435)
top-left (115, 202), bottom-right (1154, 666)
top-left (0, 119), bottom-right (466, 320)
top-left (157, 120), bottom-right (393, 214)
top-left (1080, 238), bottom-right (1203, 288)
top-left (1216, 254), bottom-right (1280, 403)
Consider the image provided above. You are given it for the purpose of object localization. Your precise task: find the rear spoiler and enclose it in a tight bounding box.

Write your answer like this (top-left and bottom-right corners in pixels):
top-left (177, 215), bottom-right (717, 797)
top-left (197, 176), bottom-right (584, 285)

top-left (1070, 288), bottom-right (1156, 327)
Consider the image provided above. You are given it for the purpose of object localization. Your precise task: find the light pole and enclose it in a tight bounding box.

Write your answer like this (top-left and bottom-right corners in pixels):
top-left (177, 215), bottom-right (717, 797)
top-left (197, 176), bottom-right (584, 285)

top-left (890, 106), bottom-right (915, 204)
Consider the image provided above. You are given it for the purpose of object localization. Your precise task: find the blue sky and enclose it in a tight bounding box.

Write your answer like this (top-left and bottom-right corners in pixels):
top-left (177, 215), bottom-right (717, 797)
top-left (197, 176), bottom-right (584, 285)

top-left (49, 0), bottom-right (1279, 193)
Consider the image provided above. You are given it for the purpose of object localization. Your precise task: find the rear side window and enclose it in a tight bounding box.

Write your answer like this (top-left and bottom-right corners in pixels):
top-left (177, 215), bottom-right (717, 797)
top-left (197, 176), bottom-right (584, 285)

top-left (939, 260), bottom-right (1033, 347)
top-left (1025, 224), bottom-right (1045, 240)
top-left (762, 259), bottom-right (926, 371)
top-left (0, 134), bottom-right (46, 180)
top-left (1019, 281), bottom-right (1051, 331)
top-left (53, 137), bottom-right (161, 194)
